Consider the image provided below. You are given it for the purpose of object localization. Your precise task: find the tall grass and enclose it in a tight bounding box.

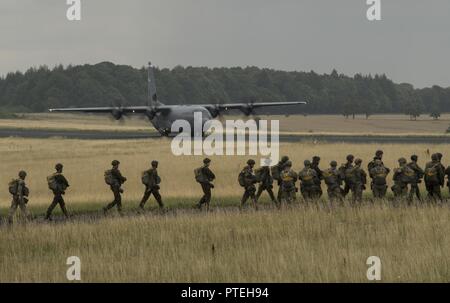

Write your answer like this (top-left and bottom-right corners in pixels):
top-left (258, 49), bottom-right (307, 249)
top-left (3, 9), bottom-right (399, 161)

top-left (1, 203), bottom-right (449, 282)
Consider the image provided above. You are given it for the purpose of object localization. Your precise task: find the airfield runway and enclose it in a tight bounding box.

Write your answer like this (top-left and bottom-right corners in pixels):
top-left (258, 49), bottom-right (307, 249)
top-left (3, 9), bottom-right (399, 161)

top-left (1, 127), bottom-right (450, 143)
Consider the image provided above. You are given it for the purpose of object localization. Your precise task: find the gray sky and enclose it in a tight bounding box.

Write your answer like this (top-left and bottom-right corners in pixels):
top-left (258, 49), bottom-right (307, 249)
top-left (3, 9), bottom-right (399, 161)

top-left (1, 0), bottom-right (449, 88)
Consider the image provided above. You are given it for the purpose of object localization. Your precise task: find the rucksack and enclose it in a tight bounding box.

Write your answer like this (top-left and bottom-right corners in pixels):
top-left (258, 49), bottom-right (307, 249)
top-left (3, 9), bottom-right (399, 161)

top-left (104, 170), bottom-right (114, 185)
top-left (238, 170), bottom-right (246, 187)
top-left (323, 169), bottom-right (337, 186)
top-left (271, 165), bottom-right (281, 180)
top-left (425, 164), bottom-right (439, 184)
top-left (194, 167), bottom-right (206, 183)
top-left (401, 166), bottom-right (416, 184)
top-left (345, 167), bottom-right (356, 184)
top-left (372, 167), bottom-right (387, 186)
top-left (141, 171), bottom-right (151, 185)
top-left (8, 179), bottom-right (19, 195)
top-left (254, 167), bottom-right (264, 183)
top-left (47, 173), bottom-right (59, 191)
top-left (300, 168), bottom-right (315, 186)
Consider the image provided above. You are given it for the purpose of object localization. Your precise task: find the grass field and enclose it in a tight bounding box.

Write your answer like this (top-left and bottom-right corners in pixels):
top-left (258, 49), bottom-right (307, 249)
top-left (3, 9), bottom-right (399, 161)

top-left (1, 135), bottom-right (450, 282)
top-left (1, 204), bottom-right (449, 282)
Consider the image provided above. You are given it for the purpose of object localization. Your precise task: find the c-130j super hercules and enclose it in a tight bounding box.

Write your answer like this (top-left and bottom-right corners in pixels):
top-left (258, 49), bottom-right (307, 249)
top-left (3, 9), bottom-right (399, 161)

top-left (49, 62), bottom-right (306, 136)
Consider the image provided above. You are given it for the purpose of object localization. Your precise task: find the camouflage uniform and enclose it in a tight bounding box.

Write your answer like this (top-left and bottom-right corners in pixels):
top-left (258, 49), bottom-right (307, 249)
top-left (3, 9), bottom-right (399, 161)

top-left (349, 159), bottom-right (367, 203)
top-left (424, 154), bottom-right (444, 202)
top-left (196, 158), bottom-right (216, 210)
top-left (280, 161), bottom-right (298, 204)
top-left (104, 160), bottom-right (127, 214)
top-left (298, 160), bottom-right (319, 201)
top-left (367, 150), bottom-right (384, 192)
top-left (8, 171), bottom-right (29, 224)
top-left (272, 156), bottom-right (289, 203)
top-left (446, 166), bottom-right (450, 195)
top-left (45, 164), bottom-right (70, 220)
top-left (139, 161), bottom-right (163, 210)
top-left (240, 160), bottom-right (258, 209)
top-left (339, 154), bottom-right (354, 197)
top-left (311, 156), bottom-right (323, 198)
top-left (369, 160), bottom-right (390, 199)
top-left (255, 165), bottom-right (276, 205)
top-left (322, 161), bottom-right (344, 203)
top-left (392, 158), bottom-right (415, 200)
top-left (407, 155), bottom-right (424, 202)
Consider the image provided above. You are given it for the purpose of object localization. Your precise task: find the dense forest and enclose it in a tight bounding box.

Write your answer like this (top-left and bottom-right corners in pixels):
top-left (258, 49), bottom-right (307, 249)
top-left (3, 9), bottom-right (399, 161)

top-left (0, 62), bottom-right (449, 119)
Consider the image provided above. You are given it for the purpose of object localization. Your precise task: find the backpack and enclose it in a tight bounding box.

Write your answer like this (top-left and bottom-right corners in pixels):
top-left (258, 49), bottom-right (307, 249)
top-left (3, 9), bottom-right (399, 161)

top-left (8, 179), bottom-right (19, 195)
top-left (47, 173), bottom-right (59, 191)
top-left (254, 167), bottom-right (264, 183)
top-left (372, 167), bottom-right (388, 186)
top-left (300, 168), bottom-right (315, 186)
top-left (425, 164), bottom-right (439, 184)
top-left (104, 170), bottom-right (114, 185)
top-left (281, 170), bottom-right (296, 188)
top-left (401, 166), bottom-right (416, 184)
top-left (271, 165), bottom-right (281, 180)
top-left (141, 171), bottom-right (151, 185)
top-left (323, 169), bottom-right (337, 186)
top-left (238, 170), bottom-right (246, 187)
top-left (345, 167), bottom-right (356, 184)
top-left (194, 167), bottom-right (206, 183)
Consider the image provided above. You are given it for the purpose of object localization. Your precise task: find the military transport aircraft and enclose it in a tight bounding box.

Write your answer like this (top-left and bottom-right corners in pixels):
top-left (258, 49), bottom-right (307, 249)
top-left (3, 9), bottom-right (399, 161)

top-left (49, 63), bottom-right (306, 136)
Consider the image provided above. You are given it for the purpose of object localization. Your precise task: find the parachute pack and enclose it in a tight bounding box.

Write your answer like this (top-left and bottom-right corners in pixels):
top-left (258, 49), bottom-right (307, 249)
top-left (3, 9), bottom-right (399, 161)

top-left (401, 166), bottom-right (416, 184)
top-left (104, 169), bottom-right (114, 185)
top-left (300, 168), bottom-right (315, 185)
top-left (371, 167), bottom-right (387, 186)
top-left (141, 171), bottom-right (151, 185)
top-left (322, 169), bottom-right (336, 185)
top-left (47, 173), bottom-right (59, 191)
top-left (238, 170), bottom-right (246, 187)
top-left (194, 167), bottom-right (206, 183)
top-left (270, 165), bottom-right (281, 180)
top-left (8, 179), bottom-right (19, 195)
top-left (424, 164), bottom-right (439, 184)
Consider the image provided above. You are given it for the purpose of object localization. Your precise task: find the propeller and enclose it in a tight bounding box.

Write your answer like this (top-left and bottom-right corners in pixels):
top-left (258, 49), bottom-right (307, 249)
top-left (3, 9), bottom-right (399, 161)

top-left (241, 99), bottom-right (256, 116)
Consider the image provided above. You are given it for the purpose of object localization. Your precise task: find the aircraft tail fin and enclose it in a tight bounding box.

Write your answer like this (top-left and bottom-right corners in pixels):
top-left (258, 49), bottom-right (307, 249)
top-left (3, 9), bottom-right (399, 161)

top-left (148, 62), bottom-right (158, 106)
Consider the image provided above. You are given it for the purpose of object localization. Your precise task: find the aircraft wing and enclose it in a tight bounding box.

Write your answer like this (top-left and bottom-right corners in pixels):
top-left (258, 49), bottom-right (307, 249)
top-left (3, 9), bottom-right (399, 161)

top-left (48, 105), bottom-right (172, 114)
top-left (201, 101), bottom-right (307, 116)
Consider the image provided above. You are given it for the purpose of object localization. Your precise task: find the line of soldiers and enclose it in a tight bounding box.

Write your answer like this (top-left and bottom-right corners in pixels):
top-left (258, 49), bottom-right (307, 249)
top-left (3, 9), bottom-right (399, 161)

top-left (3, 150), bottom-right (450, 224)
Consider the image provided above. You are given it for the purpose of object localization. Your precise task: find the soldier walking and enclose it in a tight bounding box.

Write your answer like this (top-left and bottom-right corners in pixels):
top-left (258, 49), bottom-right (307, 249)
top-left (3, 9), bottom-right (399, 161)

top-left (424, 154), bottom-right (444, 202)
top-left (195, 158), bottom-right (216, 211)
top-left (445, 166), bottom-right (450, 195)
top-left (392, 158), bottom-right (415, 203)
top-left (45, 163), bottom-right (70, 221)
top-left (103, 160), bottom-right (127, 215)
top-left (239, 159), bottom-right (258, 210)
top-left (349, 158), bottom-right (367, 204)
top-left (139, 160), bottom-right (164, 211)
top-left (7, 171), bottom-right (29, 224)
top-left (311, 156), bottom-right (323, 198)
top-left (255, 159), bottom-right (277, 206)
top-left (279, 160), bottom-right (298, 204)
top-left (322, 161), bottom-right (344, 204)
top-left (339, 154), bottom-right (355, 197)
top-left (369, 159), bottom-right (390, 199)
top-left (407, 155), bottom-right (424, 202)
top-left (271, 156), bottom-right (290, 203)
top-left (298, 160), bottom-right (319, 202)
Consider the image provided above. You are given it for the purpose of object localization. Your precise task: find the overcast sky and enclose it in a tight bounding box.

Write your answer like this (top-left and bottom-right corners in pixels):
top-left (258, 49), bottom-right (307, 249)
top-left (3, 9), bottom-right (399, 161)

top-left (0, 0), bottom-right (449, 88)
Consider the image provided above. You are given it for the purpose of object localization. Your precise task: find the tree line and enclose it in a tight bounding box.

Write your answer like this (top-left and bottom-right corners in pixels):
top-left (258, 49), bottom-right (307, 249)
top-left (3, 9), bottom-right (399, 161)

top-left (0, 61), bottom-right (449, 118)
